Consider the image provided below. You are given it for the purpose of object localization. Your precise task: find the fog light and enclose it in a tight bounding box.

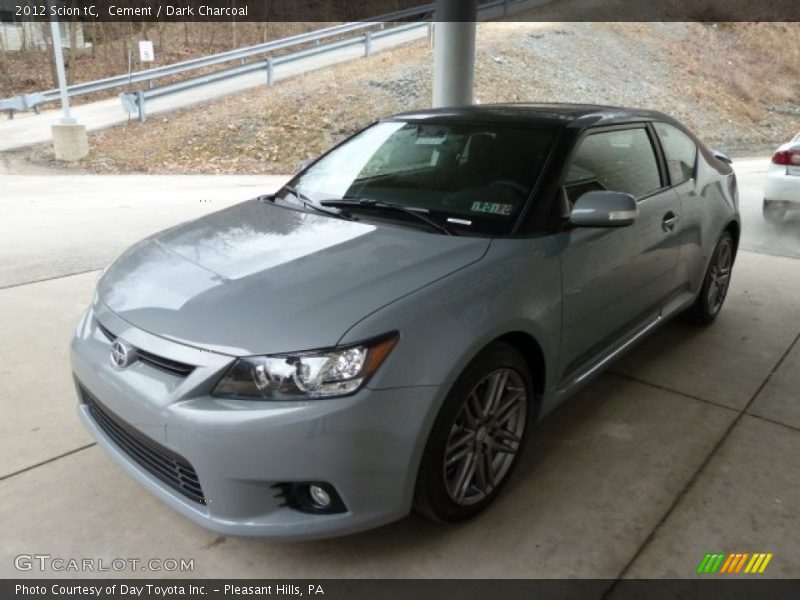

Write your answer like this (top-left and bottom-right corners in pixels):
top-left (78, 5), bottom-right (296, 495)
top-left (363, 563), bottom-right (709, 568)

top-left (309, 484), bottom-right (331, 508)
top-left (273, 481), bottom-right (346, 514)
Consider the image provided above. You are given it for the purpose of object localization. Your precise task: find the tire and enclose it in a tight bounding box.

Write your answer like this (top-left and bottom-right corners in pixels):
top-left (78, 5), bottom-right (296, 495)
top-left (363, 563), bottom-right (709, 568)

top-left (413, 342), bottom-right (533, 523)
top-left (763, 200), bottom-right (786, 225)
top-left (688, 231), bottom-right (735, 326)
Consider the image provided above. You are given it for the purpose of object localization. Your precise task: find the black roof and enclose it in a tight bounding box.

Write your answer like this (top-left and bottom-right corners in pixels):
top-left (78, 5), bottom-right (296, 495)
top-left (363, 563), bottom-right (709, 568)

top-left (389, 103), bottom-right (676, 129)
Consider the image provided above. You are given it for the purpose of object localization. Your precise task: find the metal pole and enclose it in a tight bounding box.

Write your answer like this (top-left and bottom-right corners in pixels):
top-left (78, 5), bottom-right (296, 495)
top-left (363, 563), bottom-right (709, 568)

top-left (432, 0), bottom-right (478, 108)
top-left (137, 91), bottom-right (146, 122)
top-left (364, 31), bottom-right (373, 57)
top-left (49, 17), bottom-right (75, 124)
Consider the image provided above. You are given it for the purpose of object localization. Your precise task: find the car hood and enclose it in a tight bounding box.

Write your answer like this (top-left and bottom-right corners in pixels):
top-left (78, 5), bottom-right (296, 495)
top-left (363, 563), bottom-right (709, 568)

top-left (97, 199), bottom-right (490, 355)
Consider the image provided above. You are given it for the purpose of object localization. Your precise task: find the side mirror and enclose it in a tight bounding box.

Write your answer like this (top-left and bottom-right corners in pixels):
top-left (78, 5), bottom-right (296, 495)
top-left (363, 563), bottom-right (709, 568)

top-left (712, 150), bottom-right (733, 165)
top-left (296, 158), bottom-right (314, 173)
top-left (570, 191), bottom-right (637, 228)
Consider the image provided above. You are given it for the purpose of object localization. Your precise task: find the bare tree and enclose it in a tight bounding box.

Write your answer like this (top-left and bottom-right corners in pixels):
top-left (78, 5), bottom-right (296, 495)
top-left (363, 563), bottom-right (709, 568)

top-left (40, 22), bottom-right (58, 87)
top-left (231, 1), bottom-right (238, 48)
top-left (68, 20), bottom-right (77, 84)
top-left (0, 29), bottom-right (7, 79)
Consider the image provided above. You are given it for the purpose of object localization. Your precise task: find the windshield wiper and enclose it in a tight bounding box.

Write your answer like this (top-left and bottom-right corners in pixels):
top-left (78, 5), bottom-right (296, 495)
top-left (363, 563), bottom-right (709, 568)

top-left (280, 185), bottom-right (354, 221)
top-left (320, 198), bottom-right (454, 236)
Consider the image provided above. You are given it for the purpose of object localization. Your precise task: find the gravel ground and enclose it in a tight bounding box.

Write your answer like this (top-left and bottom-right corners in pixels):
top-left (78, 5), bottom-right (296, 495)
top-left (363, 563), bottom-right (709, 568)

top-left (12, 21), bottom-right (800, 174)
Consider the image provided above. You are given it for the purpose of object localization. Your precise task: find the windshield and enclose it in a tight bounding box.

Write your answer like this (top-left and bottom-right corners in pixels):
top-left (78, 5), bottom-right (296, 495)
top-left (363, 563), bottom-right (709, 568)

top-left (284, 120), bottom-right (557, 235)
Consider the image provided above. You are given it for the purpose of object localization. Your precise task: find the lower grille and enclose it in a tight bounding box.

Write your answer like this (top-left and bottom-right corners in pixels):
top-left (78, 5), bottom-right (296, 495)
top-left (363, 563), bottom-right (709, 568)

top-left (80, 385), bottom-right (206, 505)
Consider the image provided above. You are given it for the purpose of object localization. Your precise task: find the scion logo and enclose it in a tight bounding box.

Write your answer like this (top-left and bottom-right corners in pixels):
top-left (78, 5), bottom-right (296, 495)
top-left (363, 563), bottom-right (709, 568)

top-left (697, 552), bottom-right (773, 574)
top-left (110, 339), bottom-right (137, 368)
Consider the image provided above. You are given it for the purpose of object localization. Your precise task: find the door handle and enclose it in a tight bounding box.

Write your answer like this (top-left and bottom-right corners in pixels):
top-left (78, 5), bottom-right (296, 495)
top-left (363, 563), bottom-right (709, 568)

top-left (662, 212), bottom-right (679, 233)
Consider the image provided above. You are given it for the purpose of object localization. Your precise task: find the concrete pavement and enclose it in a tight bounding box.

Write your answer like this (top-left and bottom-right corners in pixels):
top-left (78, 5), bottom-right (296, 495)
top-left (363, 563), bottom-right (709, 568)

top-left (0, 161), bottom-right (798, 581)
top-left (0, 252), bottom-right (796, 580)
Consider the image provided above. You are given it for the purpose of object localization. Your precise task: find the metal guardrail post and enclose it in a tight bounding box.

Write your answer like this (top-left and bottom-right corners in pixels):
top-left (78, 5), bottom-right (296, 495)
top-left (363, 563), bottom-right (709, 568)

top-left (365, 31), bottom-right (373, 57)
top-left (137, 91), bottom-right (146, 123)
top-left (6, 109), bottom-right (13, 120)
top-left (267, 57), bottom-right (275, 86)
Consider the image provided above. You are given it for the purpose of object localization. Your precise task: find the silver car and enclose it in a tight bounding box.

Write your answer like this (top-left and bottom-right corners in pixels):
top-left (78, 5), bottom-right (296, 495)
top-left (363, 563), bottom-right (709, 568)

top-left (70, 104), bottom-right (740, 539)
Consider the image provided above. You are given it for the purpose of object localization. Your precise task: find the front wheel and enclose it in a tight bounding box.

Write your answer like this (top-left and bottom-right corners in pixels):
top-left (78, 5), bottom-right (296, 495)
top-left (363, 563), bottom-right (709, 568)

top-left (688, 231), bottom-right (734, 325)
top-left (413, 343), bottom-right (532, 523)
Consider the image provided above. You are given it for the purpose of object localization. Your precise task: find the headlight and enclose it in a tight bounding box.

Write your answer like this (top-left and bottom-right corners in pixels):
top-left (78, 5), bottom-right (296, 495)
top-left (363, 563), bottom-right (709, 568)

top-left (212, 333), bottom-right (398, 400)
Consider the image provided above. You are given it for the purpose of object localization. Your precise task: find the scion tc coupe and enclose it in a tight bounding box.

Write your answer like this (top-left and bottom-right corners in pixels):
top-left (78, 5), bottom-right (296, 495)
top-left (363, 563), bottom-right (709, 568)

top-left (71, 104), bottom-right (740, 539)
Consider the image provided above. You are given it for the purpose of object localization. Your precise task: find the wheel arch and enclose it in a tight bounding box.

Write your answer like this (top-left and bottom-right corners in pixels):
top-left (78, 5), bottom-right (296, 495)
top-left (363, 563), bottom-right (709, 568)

top-left (493, 331), bottom-right (546, 407)
top-left (724, 219), bottom-right (741, 258)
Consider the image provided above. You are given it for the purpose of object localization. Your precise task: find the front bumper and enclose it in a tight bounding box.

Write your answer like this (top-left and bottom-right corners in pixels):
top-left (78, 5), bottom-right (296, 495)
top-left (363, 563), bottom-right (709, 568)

top-left (70, 303), bottom-right (442, 539)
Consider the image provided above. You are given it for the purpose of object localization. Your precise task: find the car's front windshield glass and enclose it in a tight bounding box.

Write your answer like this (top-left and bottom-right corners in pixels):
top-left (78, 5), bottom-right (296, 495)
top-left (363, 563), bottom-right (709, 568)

top-left (285, 120), bottom-right (557, 235)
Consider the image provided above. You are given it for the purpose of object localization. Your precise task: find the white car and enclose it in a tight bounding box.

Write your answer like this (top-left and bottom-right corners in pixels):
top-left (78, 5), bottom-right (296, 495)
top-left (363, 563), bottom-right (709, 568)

top-left (764, 133), bottom-right (800, 223)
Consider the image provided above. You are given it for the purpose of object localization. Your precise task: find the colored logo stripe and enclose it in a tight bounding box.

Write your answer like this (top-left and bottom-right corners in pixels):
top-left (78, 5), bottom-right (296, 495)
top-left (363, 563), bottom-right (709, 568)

top-left (745, 553), bottom-right (774, 574)
top-left (697, 553), bottom-right (725, 573)
top-left (722, 553), bottom-right (748, 573)
top-left (720, 553), bottom-right (736, 573)
top-left (697, 552), bottom-right (773, 574)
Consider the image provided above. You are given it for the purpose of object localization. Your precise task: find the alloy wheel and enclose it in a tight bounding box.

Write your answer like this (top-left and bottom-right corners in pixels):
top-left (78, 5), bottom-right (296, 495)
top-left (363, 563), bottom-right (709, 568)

top-left (443, 368), bottom-right (527, 506)
top-left (707, 237), bottom-right (733, 315)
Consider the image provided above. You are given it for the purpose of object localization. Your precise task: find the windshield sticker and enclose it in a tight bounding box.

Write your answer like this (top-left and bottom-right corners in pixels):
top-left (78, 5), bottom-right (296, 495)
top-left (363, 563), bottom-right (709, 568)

top-left (471, 201), bottom-right (514, 216)
top-left (415, 136), bottom-right (447, 145)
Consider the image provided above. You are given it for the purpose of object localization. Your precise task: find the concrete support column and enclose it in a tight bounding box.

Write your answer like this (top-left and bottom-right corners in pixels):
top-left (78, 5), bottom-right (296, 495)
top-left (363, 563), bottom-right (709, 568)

top-left (52, 123), bottom-right (90, 161)
top-left (432, 0), bottom-right (478, 108)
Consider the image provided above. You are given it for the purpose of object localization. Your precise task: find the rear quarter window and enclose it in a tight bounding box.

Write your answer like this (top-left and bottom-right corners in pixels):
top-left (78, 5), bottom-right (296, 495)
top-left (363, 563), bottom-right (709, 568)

top-left (655, 122), bottom-right (698, 185)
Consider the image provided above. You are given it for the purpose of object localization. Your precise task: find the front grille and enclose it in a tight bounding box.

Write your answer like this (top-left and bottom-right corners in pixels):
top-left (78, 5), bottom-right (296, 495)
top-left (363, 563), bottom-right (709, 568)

top-left (96, 319), bottom-right (195, 377)
top-left (80, 385), bottom-right (206, 505)
top-left (137, 349), bottom-right (195, 377)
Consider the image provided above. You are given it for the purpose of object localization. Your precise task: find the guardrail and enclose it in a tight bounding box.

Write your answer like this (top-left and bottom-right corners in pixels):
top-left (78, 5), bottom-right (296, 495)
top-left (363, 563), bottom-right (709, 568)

top-left (1, 0), bottom-right (535, 120)
top-left (121, 21), bottom-right (430, 122)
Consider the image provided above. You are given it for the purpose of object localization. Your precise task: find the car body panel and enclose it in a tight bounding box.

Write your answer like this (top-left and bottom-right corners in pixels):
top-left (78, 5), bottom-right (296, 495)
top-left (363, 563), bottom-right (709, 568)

top-left (558, 187), bottom-right (682, 379)
top-left (97, 199), bottom-right (491, 356)
top-left (341, 235), bottom-right (563, 399)
top-left (71, 103), bottom-right (740, 539)
top-left (72, 308), bottom-right (443, 539)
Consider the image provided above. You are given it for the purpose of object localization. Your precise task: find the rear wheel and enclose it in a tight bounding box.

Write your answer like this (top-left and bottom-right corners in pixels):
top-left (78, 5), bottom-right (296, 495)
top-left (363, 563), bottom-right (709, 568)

top-left (763, 200), bottom-right (787, 224)
top-left (413, 343), bottom-right (532, 523)
top-left (688, 231), bottom-right (734, 326)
